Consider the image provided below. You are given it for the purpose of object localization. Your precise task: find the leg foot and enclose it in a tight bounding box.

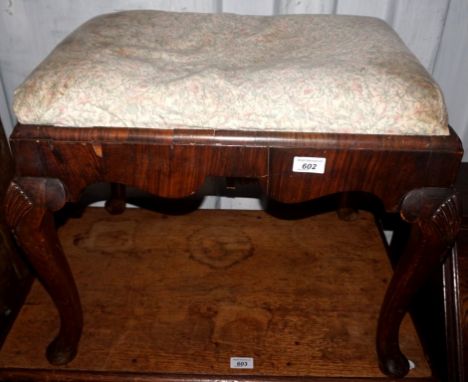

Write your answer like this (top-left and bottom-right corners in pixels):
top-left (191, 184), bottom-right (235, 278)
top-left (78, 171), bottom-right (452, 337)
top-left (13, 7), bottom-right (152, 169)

top-left (377, 187), bottom-right (461, 378)
top-left (379, 348), bottom-right (409, 379)
top-left (105, 183), bottom-right (126, 215)
top-left (4, 178), bottom-right (83, 365)
top-left (46, 335), bottom-right (78, 366)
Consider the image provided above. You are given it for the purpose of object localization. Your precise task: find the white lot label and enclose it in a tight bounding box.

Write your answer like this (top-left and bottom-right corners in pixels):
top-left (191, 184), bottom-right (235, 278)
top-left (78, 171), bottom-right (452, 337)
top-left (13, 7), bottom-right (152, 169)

top-left (292, 156), bottom-right (326, 174)
top-left (230, 357), bottom-right (254, 369)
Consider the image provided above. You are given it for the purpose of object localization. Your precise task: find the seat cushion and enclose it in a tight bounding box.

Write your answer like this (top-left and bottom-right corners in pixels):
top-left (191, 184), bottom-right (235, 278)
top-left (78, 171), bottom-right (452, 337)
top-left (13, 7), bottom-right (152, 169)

top-left (13, 10), bottom-right (448, 135)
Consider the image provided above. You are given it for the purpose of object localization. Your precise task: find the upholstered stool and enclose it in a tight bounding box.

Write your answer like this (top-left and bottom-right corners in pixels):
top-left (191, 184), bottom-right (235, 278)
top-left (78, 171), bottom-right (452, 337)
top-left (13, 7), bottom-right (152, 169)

top-left (5, 11), bottom-right (462, 378)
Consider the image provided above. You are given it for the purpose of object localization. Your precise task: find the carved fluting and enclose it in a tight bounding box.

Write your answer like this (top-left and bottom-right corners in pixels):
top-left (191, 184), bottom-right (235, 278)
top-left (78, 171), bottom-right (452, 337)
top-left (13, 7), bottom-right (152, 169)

top-left (401, 187), bottom-right (462, 245)
top-left (4, 181), bottom-right (33, 229)
top-left (429, 192), bottom-right (461, 245)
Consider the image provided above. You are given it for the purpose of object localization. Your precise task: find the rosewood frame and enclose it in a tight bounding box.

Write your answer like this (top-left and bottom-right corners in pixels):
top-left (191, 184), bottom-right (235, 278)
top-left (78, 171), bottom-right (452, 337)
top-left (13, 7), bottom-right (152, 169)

top-left (4, 123), bottom-right (464, 378)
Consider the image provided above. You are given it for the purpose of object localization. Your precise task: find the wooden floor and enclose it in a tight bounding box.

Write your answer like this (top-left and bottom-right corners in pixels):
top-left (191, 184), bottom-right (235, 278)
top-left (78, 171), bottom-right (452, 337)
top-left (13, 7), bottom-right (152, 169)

top-left (0, 207), bottom-right (431, 380)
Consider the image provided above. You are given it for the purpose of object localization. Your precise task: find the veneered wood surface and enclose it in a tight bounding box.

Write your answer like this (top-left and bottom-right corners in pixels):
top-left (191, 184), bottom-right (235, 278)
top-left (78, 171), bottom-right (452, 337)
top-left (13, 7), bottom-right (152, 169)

top-left (0, 207), bottom-right (430, 378)
top-left (10, 125), bottom-right (463, 210)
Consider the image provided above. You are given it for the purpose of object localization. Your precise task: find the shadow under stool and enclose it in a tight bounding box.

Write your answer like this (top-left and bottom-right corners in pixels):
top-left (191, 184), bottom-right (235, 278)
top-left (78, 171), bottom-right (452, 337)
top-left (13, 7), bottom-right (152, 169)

top-left (4, 11), bottom-right (463, 379)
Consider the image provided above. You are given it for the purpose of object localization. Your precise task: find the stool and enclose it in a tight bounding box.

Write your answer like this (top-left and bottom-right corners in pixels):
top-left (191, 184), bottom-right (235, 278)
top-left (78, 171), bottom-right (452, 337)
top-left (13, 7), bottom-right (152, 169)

top-left (4, 11), bottom-right (463, 378)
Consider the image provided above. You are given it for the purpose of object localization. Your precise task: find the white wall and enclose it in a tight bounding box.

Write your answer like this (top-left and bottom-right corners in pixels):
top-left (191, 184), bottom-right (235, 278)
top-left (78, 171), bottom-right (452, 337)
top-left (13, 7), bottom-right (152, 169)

top-left (433, 0), bottom-right (468, 161)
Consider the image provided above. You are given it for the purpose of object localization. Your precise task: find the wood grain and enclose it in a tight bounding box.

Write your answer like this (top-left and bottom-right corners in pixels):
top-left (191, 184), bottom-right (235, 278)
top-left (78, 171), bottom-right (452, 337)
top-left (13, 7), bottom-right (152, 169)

top-left (0, 207), bottom-right (431, 378)
top-left (10, 125), bottom-right (463, 210)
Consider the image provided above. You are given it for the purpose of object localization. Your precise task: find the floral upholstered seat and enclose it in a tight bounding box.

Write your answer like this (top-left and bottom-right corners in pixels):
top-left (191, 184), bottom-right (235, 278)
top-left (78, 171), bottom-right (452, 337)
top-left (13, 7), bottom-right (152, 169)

top-left (14, 11), bottom-right (448, 135)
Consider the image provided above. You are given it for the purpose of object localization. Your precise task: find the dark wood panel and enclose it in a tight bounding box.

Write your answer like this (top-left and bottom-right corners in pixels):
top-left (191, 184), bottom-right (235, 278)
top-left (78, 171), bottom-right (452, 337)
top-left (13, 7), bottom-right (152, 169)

top-left (446, 163), bottom-right (468, 381)
top-left (9, 125), bottom-right (463, 211)
top-left (409, 162), bottom-right (468, 382)
top-left (268, 147), bottom-right (459, 208)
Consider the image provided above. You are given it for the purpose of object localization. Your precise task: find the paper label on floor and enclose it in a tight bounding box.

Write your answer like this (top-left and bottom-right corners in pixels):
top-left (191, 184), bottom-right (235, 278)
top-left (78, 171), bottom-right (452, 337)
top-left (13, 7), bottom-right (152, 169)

top-left (292, 156), bottom-right (326, 174)
top-left (230, 357), bottom-right (254, 369)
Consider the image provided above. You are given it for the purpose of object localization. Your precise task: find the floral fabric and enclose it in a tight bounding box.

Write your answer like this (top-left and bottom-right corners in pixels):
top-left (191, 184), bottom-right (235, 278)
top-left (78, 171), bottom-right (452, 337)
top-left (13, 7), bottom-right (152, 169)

top-left (14, 11), bottom-right (448, 135)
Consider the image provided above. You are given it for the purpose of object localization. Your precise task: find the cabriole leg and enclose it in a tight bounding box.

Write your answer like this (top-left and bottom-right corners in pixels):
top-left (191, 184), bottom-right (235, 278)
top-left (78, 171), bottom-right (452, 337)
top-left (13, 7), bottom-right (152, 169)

top-left (4, 177), bottom-right (82, 365)
top-left (377, 188), bottom-right (461, 378)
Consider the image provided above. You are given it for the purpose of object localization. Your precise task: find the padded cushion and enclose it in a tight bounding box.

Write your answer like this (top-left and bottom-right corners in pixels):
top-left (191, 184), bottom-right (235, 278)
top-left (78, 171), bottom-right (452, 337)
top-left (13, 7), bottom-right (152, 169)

top-left (14, 11), bottom-right (448, 135)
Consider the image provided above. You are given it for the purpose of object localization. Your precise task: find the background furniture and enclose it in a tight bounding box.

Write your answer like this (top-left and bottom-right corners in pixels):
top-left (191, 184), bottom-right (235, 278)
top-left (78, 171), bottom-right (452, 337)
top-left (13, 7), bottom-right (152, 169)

top-left (0, 118), bottom-right (32, 347)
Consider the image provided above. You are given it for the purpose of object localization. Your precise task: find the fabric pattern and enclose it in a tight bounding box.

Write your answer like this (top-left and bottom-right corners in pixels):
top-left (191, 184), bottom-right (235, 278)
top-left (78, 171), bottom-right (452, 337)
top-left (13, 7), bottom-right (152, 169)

top-left (14, 11), bottom-right (448, 135)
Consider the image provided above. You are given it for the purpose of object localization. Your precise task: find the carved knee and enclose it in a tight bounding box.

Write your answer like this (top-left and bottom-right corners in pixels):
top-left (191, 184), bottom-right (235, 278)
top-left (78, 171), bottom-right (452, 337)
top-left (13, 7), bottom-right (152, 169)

top-left (4, 177), bottom-right (68, 231)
